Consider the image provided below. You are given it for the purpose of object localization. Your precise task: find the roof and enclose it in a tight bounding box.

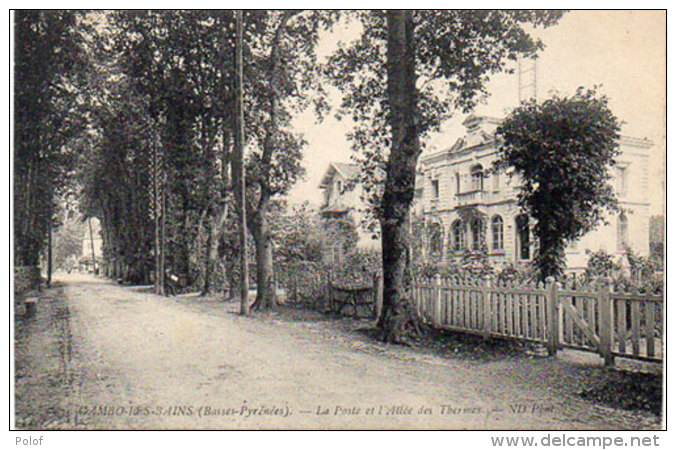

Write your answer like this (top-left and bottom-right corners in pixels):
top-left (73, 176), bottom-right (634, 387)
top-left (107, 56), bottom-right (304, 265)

top-left (462, 114), bottom-right (502, 128)
top-left (422, 115), bottom-right (500, 162)
top-left (320, 204), bottom-right (350, 214)
top-left (619, 135), bottom-right (654, 149)
top-left (319, 162), bottom-right (360, 188)
top-left (422, 114), bottom-right (655, 165)
top-left (333, 162), bottom-right (360, 180)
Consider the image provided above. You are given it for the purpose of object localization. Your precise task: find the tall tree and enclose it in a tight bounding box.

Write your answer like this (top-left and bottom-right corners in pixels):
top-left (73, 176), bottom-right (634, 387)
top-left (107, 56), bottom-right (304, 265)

top-left (14, 11), bottom-right (88, 269)
top-left (244, 10), bottom-right (331, 310)
top-left (234, 9), bottom-right (249, 314)
top-left (79, 11), bottom-right (162, 283)
top-left (494, 88), bottom-right (621, 281)
top-left (78, 11), bottom-right (331, 299)
top-left (79, 11), bottom-right (238, 287)
top-left (325, 10), bottom-right (564, 342)
top-left (378, 11), bottom-right (419, 342)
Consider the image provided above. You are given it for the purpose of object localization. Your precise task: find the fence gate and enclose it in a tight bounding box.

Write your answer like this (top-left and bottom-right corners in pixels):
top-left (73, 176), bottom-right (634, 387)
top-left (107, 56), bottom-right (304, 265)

top-left (557, 285), bottom-right (601, 353)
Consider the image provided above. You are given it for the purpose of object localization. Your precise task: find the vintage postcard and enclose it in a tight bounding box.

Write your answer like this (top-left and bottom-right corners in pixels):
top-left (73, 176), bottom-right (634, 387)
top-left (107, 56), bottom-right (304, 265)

top-left (11, 9), bottom-right (665, 440)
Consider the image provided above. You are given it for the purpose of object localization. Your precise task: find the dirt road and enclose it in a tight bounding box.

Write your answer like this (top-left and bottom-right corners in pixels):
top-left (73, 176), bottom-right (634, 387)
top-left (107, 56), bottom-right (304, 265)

top-left (16, 273), bottom-right (661, 430)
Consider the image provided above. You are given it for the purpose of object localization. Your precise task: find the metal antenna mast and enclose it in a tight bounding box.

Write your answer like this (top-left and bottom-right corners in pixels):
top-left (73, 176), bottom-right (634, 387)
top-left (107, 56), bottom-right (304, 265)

top-left (518, 56), bottom-right (537, 103)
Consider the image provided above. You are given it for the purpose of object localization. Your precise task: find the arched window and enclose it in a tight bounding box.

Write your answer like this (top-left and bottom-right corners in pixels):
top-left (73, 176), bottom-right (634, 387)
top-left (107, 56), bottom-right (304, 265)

top-left (428, 222), bottom-right (443, 256)
top-left (471, 164), bottom-right (484, 191)
top-left (451, 220), bottom-right (466, 252)
top-left (617, 213), bottom-right (628, 251)
top-left (491, 215), bottom-right (504, 251)
top-left (471, 217), bottom-right (484, 250)
top-left (516, 214), bottom-right (530, 261)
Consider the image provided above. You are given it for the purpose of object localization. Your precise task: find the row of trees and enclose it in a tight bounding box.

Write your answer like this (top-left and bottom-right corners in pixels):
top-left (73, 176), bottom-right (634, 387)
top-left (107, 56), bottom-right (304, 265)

top-left (14, 11), bottom-right (87, 270)
top-left (16, 10), bottom-right (629, 343)
top-left (74, 11), bottom-right (332, 309)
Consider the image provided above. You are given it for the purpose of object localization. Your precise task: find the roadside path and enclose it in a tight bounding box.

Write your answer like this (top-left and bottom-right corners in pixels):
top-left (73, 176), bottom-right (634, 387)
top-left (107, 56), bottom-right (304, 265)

top-left (48, 273), bottom-right (661, 429)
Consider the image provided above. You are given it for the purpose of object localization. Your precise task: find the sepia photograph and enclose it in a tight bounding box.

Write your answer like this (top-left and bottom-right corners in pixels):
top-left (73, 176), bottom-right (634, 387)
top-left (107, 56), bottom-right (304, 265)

top-left (10, 8), bottom-right (666, 437)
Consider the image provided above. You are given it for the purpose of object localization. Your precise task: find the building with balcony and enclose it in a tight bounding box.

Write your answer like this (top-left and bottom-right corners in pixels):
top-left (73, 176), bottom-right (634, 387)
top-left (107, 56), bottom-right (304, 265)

top-left (418, 115), bottom-right (653, 270)
top-left (319, 162), bottom-right (380, 250)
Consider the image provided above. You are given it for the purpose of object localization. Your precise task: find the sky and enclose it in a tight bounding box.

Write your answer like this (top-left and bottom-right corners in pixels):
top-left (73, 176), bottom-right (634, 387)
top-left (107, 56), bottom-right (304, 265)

top-left (286, 10), bottom-right (666, 214)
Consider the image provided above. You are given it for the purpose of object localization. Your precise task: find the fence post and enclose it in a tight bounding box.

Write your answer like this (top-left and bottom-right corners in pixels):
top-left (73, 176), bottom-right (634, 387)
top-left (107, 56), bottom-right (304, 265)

top-left (433, 274), bottom-right (442, 326)
top-left (327, 270), bottom-right (333, 312)
top-left (291, 271), bottom-right (297, 303)
top-left (546, 276), bottom-right (559, 356)
top-left (598, 277), bottom-right (615, 367)
top-left (482, 274), bottom-right (491, 338)
top-left (373, 272), bottom-right (384, 322)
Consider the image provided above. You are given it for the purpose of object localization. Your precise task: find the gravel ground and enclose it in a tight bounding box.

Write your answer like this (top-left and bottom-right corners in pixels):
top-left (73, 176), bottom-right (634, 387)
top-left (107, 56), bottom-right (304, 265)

top-left (14, 281), bottom-right (74, 429)
top-left (14, 273), bottom-right (662, 430)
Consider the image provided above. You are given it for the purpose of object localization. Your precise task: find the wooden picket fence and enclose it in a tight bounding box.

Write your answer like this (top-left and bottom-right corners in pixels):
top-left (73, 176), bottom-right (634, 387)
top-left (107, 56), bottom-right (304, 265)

top-left (410, 275), bottom-right (663, 366)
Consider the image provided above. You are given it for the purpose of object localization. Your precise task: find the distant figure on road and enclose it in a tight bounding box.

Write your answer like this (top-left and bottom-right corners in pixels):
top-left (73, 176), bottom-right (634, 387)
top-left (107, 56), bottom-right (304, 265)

top-left (165, 270), bottom-right (179, 296)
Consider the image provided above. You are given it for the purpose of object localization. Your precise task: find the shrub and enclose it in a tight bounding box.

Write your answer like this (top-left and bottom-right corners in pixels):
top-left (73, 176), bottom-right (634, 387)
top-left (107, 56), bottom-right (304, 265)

top-left (14, 266), bottom-right (42, 295)
top-left (584, 249), bottom-right (622, 280)
top-left (494, 262), bottom-right (538, 285)
top-left (582, 248), bottom-right (662, 294)
top-left (411, 249), bottom-right (496, 280)
top-left (329, 249), bottom-right (380, 288)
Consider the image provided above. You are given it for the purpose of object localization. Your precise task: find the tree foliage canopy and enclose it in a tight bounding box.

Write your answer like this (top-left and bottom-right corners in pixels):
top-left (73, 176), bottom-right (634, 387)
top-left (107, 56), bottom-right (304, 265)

top-left (72, 11), bottom-right (334, 292)
top-left (74, 11), bottom-right (240, 283)
top-left (324, 10), bottom-right (565, 215)
top-left (495, 87), bottom-right (622, 280)
top-left (14, 11), bottom-right (89, 266)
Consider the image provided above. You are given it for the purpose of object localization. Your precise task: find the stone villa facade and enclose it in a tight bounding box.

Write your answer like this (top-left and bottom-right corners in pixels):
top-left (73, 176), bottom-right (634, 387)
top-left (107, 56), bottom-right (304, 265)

top-left (416, 115), bottom-right (653, 270)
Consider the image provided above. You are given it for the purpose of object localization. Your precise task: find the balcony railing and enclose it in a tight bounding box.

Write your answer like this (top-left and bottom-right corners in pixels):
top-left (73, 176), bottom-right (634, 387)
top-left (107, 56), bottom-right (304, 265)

top-left (455, 189), bottom-right (487, 206)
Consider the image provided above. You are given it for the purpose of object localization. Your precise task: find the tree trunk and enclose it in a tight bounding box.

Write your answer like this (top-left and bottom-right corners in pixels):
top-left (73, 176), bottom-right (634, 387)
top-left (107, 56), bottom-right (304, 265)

top-left (159, 177), bottom-right (167, 294)
top-left (152, 133), bottom-right (161, 294)
top-left (212, 201), bottom-right (232, 300)
top-left (229, 267), bottom-right (240, 301)
top-left (234, 9), bottom-right (249, 314)
top-left (88, 218), bottom-right (97, 274)
top-left (47, 219), bottom-right (52, 288)
top-left (18, 161), bottom-right (34, 266)
top-left (251, 193), bottom-right (276, 310)
top-left (537, 228), bottom-right (566, 282)
top-left (179, 206), bottom-right (190, 282)
top-left (377, 10), bottom-right (422, 343)
top-left (246, 11), bottom-right (298, 311)
top-left (201, 216), bottom-right (212, 296)
top-left (46, 179), bottom-right (53, 287)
